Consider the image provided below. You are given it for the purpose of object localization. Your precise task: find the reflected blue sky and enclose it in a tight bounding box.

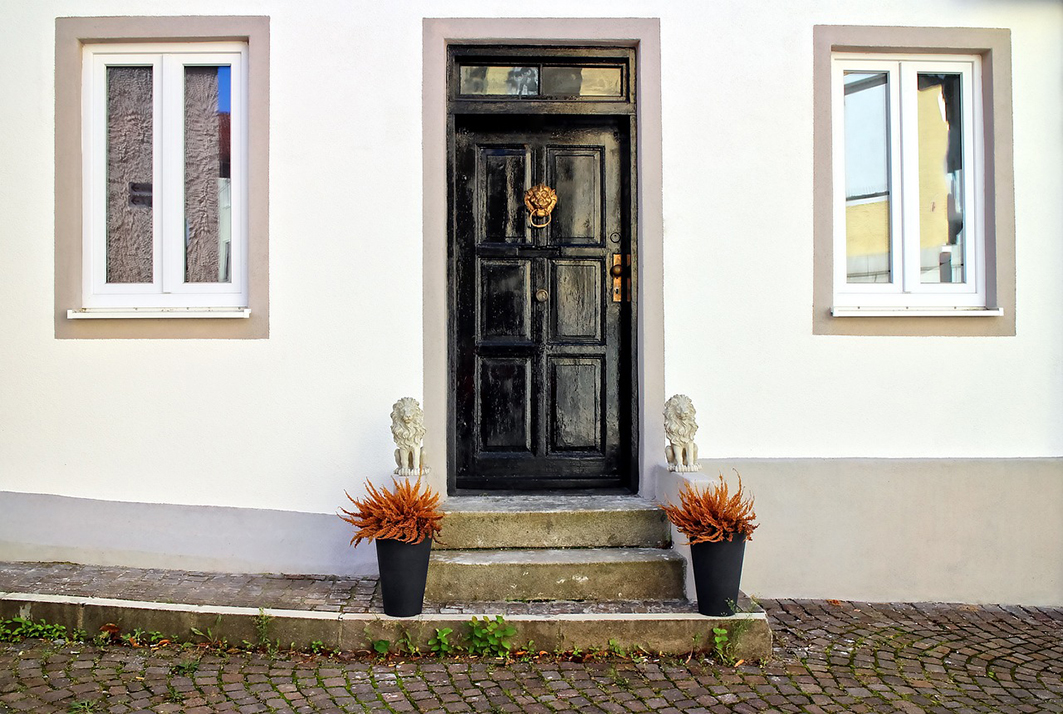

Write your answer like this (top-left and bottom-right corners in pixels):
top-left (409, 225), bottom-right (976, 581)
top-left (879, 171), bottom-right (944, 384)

top-left (218, 65), bottom-right (231, 113)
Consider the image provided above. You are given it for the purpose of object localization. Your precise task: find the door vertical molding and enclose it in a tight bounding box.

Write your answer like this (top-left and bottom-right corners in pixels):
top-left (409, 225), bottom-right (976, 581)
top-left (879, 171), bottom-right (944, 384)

top-left (422, 18), bottom-right (664, 498)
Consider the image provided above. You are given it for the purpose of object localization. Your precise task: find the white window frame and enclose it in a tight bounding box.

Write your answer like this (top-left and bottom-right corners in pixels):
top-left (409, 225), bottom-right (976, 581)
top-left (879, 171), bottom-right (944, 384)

top-left (81, 42), bottom-right (248, 310)
top-left (830, 52), bottom-right (987, 312)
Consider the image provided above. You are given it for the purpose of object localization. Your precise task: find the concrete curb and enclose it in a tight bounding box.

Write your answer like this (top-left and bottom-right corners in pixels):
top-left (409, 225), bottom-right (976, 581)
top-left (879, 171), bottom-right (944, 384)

top-left (0, 591), bottom-right (772, 661)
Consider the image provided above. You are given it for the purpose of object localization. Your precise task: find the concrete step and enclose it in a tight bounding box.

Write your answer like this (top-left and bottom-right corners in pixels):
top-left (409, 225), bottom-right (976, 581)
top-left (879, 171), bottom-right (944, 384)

top-left (425, 547), bottom-right (685, 602)
top-left (439, 495), bottom-right (670, 550)
top-left (0, 590), bottom-right (772, 661)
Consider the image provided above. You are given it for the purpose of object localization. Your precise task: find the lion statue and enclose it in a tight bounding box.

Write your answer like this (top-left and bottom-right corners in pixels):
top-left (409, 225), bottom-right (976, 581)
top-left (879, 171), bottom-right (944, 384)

top-left (391, 397), bottom-right (429, 477)
top-left (664, 394), bottom-right (700, 473)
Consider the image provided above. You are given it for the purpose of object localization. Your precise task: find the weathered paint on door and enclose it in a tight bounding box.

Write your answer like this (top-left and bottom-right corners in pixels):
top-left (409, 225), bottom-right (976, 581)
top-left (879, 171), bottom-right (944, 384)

top-left (452, 115), bottom-right (633, 490)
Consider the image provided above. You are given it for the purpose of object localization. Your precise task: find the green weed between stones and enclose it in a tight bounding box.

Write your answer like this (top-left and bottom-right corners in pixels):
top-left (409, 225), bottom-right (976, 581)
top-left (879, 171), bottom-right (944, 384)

top-left (515, 640), bottom-right (537, 661)
top-left (190, 615), bottom-right (228, 648)
top-left (608, 663), bottom-right (632, 690)
top-left (712, 627), bottom-right (732, 662)
top-left (397, 628), bottom-right (420, 656)
top-left (127, 628), bottom-right (168, 647)
top-left (250, 607), bottom-right (282, 655)
top-left (170, 659), bottom-right (200, 676)
top-left (466, 615), bottom-right (518, 658)
top-left (165, 684), bottom-right (185, 703)
top-left (0, 616), bottom-right (73, 642)
top-left (711, 619), bottom-right (752, 666)
top-left (253, 608), bottom-right (273, 643)
top-left (428, 627), bottom-right (457, 655)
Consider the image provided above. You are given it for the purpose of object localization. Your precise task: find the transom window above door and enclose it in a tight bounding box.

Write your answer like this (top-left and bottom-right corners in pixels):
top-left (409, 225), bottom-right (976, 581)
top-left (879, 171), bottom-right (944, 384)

top-left (449, 47), bottom-right (634, 106)
top-left (458, 64), bottom-right (625, 98)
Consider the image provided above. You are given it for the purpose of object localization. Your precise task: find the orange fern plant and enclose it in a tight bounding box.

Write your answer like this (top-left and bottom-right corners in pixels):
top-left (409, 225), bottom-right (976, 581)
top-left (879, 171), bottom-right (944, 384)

top-left (661, 473), bottom-right (758, 544)
top-left (338, 478), bottom-right (443, 546)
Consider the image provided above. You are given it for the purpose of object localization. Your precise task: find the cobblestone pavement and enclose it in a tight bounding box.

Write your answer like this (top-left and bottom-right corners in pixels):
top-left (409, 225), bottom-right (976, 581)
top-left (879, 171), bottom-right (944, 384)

top-left (1, 598), bottom-right (1061, 713)
top-left (0, 562), bottom-right (699, 616)
top-left (0, 562), bottom-right (377, 614)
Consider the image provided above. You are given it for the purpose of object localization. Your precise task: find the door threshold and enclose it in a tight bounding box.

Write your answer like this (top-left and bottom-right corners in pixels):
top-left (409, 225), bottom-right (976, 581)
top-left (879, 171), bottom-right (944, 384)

top-left (450, 487), bottom-right (636, 497)
top-left (442, 492), bottom-right (658, 514)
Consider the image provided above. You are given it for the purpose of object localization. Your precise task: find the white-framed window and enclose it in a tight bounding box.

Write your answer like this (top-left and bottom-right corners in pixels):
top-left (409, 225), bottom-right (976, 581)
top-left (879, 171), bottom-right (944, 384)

top-left (81, 42), bottom-right (248, 311)
top-left (831, 53), bottom-right (988, 313)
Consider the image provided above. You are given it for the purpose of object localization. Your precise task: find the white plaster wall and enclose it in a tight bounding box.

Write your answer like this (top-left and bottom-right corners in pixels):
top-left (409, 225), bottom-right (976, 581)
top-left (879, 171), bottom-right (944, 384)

top-left (661, 1), bottom-right (1063, 458)
top-left (0, 1), bottom-right (1060, 582)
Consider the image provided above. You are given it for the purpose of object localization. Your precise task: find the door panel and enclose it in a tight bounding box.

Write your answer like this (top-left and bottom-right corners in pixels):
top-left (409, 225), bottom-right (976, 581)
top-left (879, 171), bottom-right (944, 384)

top-left (550, 260), bottom-right (603, 342)
top-left (454, 115), bottom-right (631, 489)
top-left (549, 357), bottom-right (603, 453)
top-left (478, 260), bottom-right (531, 341)
top-left (547, 148), bottom-right (602, 244)
top-left (479, 147), bottom-right (532, 244)
top-left (478, 357), bottom-right (532, 452)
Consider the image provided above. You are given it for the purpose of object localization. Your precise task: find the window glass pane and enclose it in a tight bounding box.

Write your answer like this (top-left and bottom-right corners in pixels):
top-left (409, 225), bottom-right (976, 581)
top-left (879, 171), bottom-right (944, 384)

top-left (541, 66), bottom-right (622, 96)
top-left (185, 65), bottom-right (232, 283)
top-left (917, 73), bottom-right (965, 284)
top-left (459, 66), bottom-right (539, 96)
top-left (843, 71), bottom-right (892, 284)
top-left (106, 66), bottom-right (154, 284)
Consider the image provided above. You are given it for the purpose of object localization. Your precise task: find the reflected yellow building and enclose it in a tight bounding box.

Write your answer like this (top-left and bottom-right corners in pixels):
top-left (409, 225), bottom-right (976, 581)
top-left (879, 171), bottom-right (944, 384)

top-left (846, 80), bottom-right (954, 282)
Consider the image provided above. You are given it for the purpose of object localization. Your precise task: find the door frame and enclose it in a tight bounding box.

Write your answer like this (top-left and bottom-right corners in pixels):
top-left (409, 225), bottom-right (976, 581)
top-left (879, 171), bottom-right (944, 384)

top-left (422, 19), bottom-right (666, 499)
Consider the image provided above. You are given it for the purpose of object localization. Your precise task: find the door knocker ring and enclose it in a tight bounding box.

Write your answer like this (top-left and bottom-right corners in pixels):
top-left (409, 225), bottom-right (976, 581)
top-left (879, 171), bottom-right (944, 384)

top-left (524, 184), bottom-right (558, 228)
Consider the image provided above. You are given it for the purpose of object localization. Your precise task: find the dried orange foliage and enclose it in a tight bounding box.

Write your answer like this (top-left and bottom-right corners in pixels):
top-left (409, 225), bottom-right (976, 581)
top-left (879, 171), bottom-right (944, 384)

top-left (661, 473), bottom-right (758, 544)
top-left (338, 478), bottom-right (443, 546)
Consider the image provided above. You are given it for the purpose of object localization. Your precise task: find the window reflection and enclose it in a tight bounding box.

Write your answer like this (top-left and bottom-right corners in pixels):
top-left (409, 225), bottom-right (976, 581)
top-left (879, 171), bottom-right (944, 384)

top-left (184, 65), bottom-right (232, 284)
top-left (459, 65), bottom-right (623, 97)
top-left (460, 66), bottom-right (539, 96)
top-left (105, 66), bottom-right (154, 284)
top-left (541, 67), bottom-right (622, 96)
top-left (843, 71), bottom-right (892, 283)
top-left (917, 73), bottom-right (964, 284)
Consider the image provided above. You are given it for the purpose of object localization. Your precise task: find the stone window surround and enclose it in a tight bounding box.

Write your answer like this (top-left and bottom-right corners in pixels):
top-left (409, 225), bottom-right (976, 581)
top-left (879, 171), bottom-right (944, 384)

top-left (813, 25), bottom-right (1015, 336)
top-left (55, 16), bottom-right (270, 339)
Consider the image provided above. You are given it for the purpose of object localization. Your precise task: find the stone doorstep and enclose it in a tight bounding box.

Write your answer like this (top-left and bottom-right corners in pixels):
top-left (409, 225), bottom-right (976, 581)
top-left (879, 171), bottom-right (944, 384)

top-left (432, 496), bottom-right (682, 603)
top-left (439, 495), bottom-right (670, 550)
top-left (0, 591), bottom-right (772, 662)
top-left (426, 547), bottom-right (686, 601)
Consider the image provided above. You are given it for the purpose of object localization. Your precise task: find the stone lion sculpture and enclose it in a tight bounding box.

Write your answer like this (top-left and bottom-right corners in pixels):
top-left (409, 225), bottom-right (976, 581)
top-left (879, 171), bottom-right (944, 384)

top-left (391, 397), bottom-right (429, 477)
top-left (664, 394), bottom-right (700, 473)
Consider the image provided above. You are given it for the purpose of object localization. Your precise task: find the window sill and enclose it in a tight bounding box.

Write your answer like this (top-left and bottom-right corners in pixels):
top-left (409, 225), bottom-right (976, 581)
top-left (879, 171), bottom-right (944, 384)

top-left (67, 308), bottom-right (252, 320)
top-left (831, 306), bottom-right (1004, 318)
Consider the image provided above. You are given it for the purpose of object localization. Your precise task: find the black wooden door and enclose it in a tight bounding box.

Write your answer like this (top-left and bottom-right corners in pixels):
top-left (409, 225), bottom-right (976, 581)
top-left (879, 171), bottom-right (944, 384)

top-left (452, 115), bottom-right (632, 490)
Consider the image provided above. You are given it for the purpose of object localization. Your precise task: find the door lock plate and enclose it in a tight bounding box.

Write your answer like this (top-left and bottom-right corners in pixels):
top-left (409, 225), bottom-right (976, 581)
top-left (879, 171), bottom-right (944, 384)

top-left (611, 253), bottom-right (631, 302)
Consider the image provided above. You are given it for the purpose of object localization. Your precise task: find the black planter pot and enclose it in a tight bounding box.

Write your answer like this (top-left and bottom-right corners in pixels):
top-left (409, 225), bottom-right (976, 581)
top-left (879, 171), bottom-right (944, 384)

top-left (690, 536), bottom-right (746, 616)
top-left (375, 537), bottom-right (432, 617)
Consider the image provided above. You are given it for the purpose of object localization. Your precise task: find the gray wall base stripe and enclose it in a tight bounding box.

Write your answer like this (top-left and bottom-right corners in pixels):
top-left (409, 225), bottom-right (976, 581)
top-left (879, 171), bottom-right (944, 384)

top-left (8, 457), bottom-right (1058, 604)
top-left (0, 491), bottom-right (373, 575)
top-left (668, 457), bottom-right (1063, 605)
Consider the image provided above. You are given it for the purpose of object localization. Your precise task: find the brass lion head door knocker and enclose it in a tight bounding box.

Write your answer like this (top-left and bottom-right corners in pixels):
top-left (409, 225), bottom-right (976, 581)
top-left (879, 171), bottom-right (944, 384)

top-left (524, 184), bottom-right (558, 228)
